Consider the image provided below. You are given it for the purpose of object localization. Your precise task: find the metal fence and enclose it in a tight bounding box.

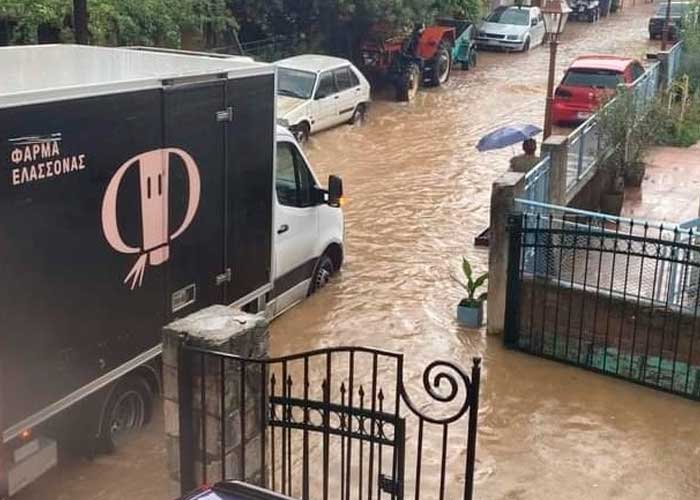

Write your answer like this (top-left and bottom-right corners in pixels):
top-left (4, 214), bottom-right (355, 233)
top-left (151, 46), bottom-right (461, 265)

top-left (505, 205), bottom-right (700, 400)
top-left (178, 344), bottom-right (482, 500)
top-left (521, 155), bottom-right (551, 204)
top-left (563, 61), bottom-right (661, 196)
top-left (666, 41), bottom-right (684, 84)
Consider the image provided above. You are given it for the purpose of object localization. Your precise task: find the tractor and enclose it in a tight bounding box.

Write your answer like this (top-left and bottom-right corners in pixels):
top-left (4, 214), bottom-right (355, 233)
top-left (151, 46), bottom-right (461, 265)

top-left (359, 23), bottom-right (456, 102)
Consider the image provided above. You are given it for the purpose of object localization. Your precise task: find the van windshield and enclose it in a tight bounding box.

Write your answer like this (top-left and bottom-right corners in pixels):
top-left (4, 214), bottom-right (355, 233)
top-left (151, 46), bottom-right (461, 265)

top-left (486, 7), bottom-right (530, 26)
top-left (563, 69), bottom-right (624, 88)
top-left (278, 67), bottom-right (316, 100)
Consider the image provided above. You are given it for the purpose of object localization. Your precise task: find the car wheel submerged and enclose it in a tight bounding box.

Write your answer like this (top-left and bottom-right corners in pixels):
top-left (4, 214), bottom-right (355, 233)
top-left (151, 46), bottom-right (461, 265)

top-left (522, 38), bottom-right (531, 52)
top-left (309, 255), bottom-right (334, 295)
top-left (292, 122), bottom-right (310, 144)
top-left (349, 103), bottom-right (367, 125)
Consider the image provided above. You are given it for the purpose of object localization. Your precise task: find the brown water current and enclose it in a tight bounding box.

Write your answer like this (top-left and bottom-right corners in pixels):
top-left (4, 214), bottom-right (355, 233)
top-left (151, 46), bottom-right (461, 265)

top-left (15, 3), bottom-right (700, 500)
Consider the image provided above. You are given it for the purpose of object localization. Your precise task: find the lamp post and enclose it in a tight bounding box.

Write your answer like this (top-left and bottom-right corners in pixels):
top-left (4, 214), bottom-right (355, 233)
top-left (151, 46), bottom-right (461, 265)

top-left (661, 0), bottom-right (672, 50)
top-left (542, 0), bottom-right (570, 139)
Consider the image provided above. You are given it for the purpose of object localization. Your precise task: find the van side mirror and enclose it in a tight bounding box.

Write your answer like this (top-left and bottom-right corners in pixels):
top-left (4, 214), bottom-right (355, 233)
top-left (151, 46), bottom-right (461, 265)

top-left (531, 18), bottom-right (537, 26)
top-left (328, 175), bottom-right (343, 207)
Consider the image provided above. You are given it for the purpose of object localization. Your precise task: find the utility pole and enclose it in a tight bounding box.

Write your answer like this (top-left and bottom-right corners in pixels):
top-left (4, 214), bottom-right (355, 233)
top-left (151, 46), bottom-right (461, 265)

top-left (73, 0), bottom-right (88, 44)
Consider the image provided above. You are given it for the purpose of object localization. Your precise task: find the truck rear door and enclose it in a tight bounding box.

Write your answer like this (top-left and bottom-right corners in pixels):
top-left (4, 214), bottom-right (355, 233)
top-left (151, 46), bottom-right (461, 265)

top-left (163, 81), bottom-right (227, 317)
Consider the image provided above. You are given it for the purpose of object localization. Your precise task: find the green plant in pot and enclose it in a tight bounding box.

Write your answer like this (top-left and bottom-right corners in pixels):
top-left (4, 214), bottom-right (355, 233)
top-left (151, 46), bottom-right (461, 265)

top-left (454, 257), bottom-right (487, 327)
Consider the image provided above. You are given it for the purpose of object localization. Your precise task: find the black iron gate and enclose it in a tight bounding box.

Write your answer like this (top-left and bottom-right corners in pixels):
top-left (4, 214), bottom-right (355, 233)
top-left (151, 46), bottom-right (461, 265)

top-left (178, 343), bottom-right (481, 500)
top-left (505, 212), bottom-right (700, 400)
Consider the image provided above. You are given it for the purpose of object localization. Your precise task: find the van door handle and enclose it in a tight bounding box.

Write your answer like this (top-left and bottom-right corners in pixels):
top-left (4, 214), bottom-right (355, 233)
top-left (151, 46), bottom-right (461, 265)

top-left (277, 224), bottom-right (289, 234)
top-left (334, 95), bottom-right (340, 100)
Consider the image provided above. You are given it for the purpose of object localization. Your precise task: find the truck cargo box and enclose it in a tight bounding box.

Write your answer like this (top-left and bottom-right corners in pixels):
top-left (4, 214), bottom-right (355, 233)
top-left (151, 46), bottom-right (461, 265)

top-left (0, 45), bottom-right (276, 450)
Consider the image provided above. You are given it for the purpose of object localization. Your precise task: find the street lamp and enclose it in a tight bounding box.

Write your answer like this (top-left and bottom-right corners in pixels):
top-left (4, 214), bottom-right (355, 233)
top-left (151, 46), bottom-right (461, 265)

top-left (542, 0), bottom-right (571, 139)
top-left (661, 0), bottom-right (673, 50)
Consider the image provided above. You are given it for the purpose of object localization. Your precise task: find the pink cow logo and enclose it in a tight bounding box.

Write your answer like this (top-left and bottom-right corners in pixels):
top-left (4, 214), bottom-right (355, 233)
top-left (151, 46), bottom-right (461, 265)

top-left (101, 148), bottom-right (201, 289)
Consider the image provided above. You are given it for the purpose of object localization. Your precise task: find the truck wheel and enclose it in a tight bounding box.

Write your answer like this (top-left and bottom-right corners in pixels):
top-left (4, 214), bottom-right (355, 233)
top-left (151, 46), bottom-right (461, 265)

top-left (397, 63), bottom-right (420, 102)
top-left (309, 255), bottom-right (334, 295)
top-left (292, 122), bottom-right (310, 144)
top-left (428, 42), bottom-right (452, 86)
top-left (98, 378), bottom-right (152, 452)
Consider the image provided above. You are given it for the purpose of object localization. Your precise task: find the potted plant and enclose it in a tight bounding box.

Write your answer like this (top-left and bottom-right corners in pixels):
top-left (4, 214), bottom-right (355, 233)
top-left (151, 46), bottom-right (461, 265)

top-left (600, 162), bottom-right (625, 215)
top-left (454, 257), bottom-right (488, 327)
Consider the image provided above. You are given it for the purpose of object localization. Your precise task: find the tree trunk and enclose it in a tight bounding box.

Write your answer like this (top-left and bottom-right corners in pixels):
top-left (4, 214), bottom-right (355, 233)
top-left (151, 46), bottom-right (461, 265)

top-left (73, 0), bottom-right (88, 44)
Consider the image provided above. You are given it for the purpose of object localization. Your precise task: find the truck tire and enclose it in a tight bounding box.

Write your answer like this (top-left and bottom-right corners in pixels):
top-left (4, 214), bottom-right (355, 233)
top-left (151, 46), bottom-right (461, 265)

top-left (396, 63), bottom-right (420, 102)
top-left (428, 42), bottom-right (452, 86)
top-left (309, 255), bottom-right (334, 295)
top-left (97, 377), bottom-right (153, 452)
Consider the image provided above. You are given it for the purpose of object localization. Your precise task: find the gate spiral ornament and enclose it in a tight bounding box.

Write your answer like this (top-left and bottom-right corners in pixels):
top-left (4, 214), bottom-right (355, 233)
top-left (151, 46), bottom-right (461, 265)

top-left (401, 358), bottom-right (480, 425)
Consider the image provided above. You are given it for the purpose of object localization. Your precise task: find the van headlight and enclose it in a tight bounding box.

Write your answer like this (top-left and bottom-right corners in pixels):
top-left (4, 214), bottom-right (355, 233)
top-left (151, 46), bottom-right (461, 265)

top-left (506, 34), bottom-right (520, 41)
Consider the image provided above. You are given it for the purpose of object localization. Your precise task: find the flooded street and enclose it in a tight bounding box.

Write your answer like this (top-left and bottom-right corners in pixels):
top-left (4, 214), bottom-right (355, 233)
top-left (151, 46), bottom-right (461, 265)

top-left (15, 3), bottom-right (700, 500)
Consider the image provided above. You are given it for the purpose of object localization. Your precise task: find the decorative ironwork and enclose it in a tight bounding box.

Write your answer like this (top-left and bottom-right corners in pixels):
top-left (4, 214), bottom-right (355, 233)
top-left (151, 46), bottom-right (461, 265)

top-left (178, 344), bottom-right (481, 500)
top-left (505, 211), bottom-right (700, 401)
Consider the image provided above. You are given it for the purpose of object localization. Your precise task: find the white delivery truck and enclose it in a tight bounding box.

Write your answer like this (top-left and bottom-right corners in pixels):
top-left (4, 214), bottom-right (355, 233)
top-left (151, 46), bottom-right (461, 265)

top-left (0, 45), bottom-right (344, 497)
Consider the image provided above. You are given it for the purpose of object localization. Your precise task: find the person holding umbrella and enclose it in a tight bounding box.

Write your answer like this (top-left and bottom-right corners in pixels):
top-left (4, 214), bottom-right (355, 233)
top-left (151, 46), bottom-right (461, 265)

top-left (476, 123), bottom-right (542, 173)
top-left (509, 138), bottom-right (540, 173)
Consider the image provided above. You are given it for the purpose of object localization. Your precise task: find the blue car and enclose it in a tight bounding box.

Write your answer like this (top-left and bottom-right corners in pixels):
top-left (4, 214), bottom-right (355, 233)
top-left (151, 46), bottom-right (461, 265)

top-left (182, 482), bottom-right (294, 500)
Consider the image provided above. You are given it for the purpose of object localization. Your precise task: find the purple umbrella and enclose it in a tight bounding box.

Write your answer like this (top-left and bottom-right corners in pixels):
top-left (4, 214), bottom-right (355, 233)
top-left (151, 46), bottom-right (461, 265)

top-left (476, 123), bottom-right (542, 152)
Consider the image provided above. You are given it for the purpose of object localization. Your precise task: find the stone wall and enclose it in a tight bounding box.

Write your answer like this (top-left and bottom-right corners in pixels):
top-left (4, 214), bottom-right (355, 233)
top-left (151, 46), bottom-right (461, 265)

top-left (162, 306), bottom-right (269, 497)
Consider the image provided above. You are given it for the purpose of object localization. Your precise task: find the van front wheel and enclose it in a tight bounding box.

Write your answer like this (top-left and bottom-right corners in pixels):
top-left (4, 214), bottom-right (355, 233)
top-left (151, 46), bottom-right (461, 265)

top-left (309, 255), bottom-right (334, 295)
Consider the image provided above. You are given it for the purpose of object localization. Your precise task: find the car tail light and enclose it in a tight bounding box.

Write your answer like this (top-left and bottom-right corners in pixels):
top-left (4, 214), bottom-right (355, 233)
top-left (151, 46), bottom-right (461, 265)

top-left (554, 88), bottom-right (572, 99)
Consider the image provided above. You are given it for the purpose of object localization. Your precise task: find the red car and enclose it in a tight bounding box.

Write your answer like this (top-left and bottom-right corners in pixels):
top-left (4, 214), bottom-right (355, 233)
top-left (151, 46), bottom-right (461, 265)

top-left (552, 55), bottom-right (646, 125)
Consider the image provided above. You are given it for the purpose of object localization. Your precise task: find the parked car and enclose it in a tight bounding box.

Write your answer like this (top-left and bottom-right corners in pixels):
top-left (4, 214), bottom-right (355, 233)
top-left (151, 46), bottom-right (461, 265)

top-left (274, 55), bottom-right (371, 143)
top-left (552, 55), bottom-right (646, 125)
top-left (476, 6), bottom-right (546, 52)
top-left (648, 2), bottom-right (697, 40)
top-left (568, 0), bottom-right (601, 22)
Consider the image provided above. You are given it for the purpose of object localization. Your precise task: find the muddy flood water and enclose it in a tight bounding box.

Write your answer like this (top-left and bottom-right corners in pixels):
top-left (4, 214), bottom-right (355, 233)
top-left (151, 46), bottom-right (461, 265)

top-left (16, 3), bottom-right (700, 500)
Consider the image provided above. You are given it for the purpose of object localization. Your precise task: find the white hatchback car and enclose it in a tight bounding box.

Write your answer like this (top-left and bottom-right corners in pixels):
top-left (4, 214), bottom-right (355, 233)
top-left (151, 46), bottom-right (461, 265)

top-left (275, 55), bottom-right (371, 142)
top-left (476, 6), bottom-right (546, 52)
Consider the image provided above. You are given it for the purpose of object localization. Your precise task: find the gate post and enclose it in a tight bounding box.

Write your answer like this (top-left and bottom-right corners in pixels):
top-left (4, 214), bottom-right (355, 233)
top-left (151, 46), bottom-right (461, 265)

top-left (487, 172), bottom-right (526, 335)
top-left (162, 306), bottom-right (269, 498)
top-left (541, 135), bottom-right (569, 206)
top-left (504, 214), bottom-right (524, 348)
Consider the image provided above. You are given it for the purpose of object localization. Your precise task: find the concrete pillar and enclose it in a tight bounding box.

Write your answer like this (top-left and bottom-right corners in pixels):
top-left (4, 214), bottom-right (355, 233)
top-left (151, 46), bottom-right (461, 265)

top-left (656, 51), bottom-right (670, 89)
top-left (163, 306), bottom-right (269, 498)
top-left (541, 135), bottom-right (569, 206)
top-left (487, 172), bottom-right (526, 335)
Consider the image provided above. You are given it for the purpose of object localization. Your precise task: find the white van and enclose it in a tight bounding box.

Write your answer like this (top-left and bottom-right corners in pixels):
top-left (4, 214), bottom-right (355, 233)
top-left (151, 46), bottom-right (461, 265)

top-left (268, 126), bottom-right (345, 317)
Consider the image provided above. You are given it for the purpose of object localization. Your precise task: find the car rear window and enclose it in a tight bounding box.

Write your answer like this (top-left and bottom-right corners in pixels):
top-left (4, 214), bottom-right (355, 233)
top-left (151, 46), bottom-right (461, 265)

top-left (562, 69), bottom-right (624, 88)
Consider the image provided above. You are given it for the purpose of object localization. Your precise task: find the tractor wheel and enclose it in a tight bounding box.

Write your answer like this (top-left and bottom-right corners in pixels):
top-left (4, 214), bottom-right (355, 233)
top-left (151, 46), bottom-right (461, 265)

top-left (396, 63), bottom-right (420, 102)
top-left (428, 42), bottom-right (452, 87)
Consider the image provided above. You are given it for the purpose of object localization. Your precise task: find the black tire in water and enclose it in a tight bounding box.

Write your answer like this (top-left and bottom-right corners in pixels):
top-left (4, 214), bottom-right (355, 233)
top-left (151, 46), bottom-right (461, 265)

top-left (349, 103), bottom-right (366, 125)
top-left (396, 62), bottom-right (421, 102)
top-left (522, 38), bottom-right (531, 52)
top-left (428, 42), bottom-right (452, 86)
top-left (292, 122), bottom-right (310, 144)
top-left (97, 377), bottom-right (153, 453)
top-left (309, 255), bottom-right (334, 295)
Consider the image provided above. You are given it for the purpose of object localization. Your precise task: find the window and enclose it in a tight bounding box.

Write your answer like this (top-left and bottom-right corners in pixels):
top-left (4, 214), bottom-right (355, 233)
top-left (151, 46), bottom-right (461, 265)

top-left (334, 67), bottom-right (354, 91)
top-left (630, 63), bottom-right (645, 82)
top-left (278, 67), bottom-right (317, 100)
top-left (562, 69), bottom-right (624, 89)
top-left (486, 7), bottom-right (530, 26)
top-left (348, 68), bottom-right (360, 87)
top-left (276, 142), bottom-right (316, 208)
top-left (315, 71), bottom-right (337, 99)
